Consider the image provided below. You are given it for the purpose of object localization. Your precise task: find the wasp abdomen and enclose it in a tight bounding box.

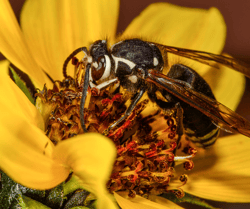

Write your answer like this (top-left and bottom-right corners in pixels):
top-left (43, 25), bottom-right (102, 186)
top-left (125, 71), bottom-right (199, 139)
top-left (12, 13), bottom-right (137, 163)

top-left (166, 64), bottom-right (219, 148)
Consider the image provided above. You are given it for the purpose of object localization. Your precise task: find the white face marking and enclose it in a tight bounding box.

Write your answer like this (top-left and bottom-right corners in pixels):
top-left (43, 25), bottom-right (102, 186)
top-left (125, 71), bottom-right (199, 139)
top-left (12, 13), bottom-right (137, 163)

top-left (92, 62), bottom-right (98, 68)
top-left (153, 57), bottom-right (159, 66)
top-left (111, 55), bottom-right (136, 73)
top-left (128, 75), bottom-right (138, 83)
top-left (100, 54), bottom-right (111, 80)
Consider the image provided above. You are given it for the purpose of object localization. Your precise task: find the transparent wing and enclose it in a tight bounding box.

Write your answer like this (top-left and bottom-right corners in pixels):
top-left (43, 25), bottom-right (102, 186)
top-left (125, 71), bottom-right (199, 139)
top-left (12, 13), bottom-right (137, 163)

top-left (152, 42), bottom-right (250, 78)
top-left (146, 69), bottom-right (250, 137)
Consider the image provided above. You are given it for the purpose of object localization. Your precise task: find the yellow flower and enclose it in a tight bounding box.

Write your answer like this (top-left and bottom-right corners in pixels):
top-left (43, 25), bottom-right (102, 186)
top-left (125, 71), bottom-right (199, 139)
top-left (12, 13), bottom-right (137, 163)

top-left (0, 0), bottom-right (249, 208)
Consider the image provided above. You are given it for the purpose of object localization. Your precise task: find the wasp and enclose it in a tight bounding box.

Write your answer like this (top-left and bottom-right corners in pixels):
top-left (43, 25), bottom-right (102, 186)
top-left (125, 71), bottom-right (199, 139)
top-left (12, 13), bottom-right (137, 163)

top-left (63, 39), bottom-right (250, 148)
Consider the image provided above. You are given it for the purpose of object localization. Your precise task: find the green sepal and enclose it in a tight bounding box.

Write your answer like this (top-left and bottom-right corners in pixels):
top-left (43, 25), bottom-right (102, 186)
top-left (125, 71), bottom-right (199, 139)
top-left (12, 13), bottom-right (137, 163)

top-left (45, 183), bottom-right (65, 208)
top-left (63, 175), bottom-right (96, 208)
top-left (9, 66), bottom-right (35, 104)
top-left (64, 175), bottom-right (85, 196)
top-left (0, 171), bottom-right (96, 208)
top-left (161, 192), bottom-right (219, 209)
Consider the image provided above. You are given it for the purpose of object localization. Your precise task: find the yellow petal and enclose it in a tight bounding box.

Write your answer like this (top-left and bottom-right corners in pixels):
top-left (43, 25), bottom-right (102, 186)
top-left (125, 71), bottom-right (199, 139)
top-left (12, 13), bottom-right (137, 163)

top-left (149, 195), bottom-right (185, 209)
top-left (123, 3), bottom-right (225, 53)
top-left (0, 0), bottom-right (50, 88)
top-left (0, 120), bottom-right (69, 189)
top-left (122, 3), bottom-right (227, 82)
top-left (0, 60), bottom-right (44, 130)
top-left (21, 0), bottom-right (119, 80)
top-left (114, 192), bottom-right (181, 209)
top-left (54, 133), bottom-right (118, 209)
top-left (202, 64), bottom-right (245, 111)
top-left (0, 60), bottom-right (69, 189)
top-left (178, 135), bottom-right (250, 202)
top-left (123, 3), bottom-right (243, 111)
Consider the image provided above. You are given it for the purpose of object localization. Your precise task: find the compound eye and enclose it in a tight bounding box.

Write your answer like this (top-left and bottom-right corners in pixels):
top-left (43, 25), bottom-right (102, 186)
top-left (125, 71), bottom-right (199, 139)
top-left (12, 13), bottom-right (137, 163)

top-left (91, 56), bottom-right (105, 81)
top-left (91, 55), bottom-right (111, 81)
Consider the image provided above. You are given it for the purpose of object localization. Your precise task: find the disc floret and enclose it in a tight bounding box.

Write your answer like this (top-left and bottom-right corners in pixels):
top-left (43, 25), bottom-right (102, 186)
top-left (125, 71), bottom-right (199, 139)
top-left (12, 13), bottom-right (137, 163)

top-left (36, 61), bottom-right (196, 198)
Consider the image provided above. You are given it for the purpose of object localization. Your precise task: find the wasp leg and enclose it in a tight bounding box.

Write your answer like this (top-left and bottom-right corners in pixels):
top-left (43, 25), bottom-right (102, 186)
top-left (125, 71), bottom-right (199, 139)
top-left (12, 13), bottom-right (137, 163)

top-left (89, 78), bottom-right (119, 93)
top-left (80, 64), bottom-right (91, 132)
top-left (80, 76), bottom-right (118, 133)
top-left (105, 88), bottom-right (146, 134)
top-left (175, 102), bottom-right (184, 146)
top-left (172, 102), bottom-right (184, 167)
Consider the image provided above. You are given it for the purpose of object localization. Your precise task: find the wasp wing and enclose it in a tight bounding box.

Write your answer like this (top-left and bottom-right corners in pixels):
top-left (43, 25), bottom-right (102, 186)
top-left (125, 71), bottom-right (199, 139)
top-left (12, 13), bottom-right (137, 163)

top-left (152, 42), bottom-right (250, 78)
top-left (146, 69), bottom-right (250, 137)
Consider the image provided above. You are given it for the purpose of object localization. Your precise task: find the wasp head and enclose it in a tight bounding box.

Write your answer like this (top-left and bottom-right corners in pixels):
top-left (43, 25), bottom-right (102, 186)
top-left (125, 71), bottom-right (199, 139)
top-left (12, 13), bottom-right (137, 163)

top-left (89, 40), bottom-right (113, 83)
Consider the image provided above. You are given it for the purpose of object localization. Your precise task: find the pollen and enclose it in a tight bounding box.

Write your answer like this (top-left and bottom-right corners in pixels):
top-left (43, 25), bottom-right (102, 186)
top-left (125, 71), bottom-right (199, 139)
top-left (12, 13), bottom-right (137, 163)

top-left (36, 60), bottom-right (197, 199)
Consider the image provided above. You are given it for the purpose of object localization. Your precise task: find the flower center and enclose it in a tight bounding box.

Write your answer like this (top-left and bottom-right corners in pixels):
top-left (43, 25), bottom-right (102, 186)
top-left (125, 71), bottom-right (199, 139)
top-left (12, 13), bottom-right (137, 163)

top-left (36, 59), bottom-right (197, 198)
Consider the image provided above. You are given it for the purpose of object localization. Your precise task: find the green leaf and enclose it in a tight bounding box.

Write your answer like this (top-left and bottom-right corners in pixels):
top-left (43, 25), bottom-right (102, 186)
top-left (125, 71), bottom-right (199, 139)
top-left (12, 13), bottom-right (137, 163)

top-left (16, 195), bottom-right (28, 209)
top-left (0, 171), bottom-right (47, 207)
top-left (23, 196), bottom-right (50, 209)
top-left (0, 171), bottom-right (24, 208)
top-left (9, 66), bottom-right (35, 104)
top-left (161, 193), bottom-right (218, 209)
top-left (182, 193), bottom-right (219, 209)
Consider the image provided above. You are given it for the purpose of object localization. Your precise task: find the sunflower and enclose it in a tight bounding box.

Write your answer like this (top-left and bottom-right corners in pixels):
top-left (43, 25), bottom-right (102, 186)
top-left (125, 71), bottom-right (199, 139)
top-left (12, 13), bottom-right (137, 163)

top-left (0, 0), bottom-right (250, 208)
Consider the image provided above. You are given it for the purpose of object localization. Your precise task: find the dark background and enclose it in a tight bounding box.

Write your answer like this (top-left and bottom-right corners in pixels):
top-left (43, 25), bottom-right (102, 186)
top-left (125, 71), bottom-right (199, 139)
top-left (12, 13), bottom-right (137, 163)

top-left (1, 0), bottom-right (250, 208)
